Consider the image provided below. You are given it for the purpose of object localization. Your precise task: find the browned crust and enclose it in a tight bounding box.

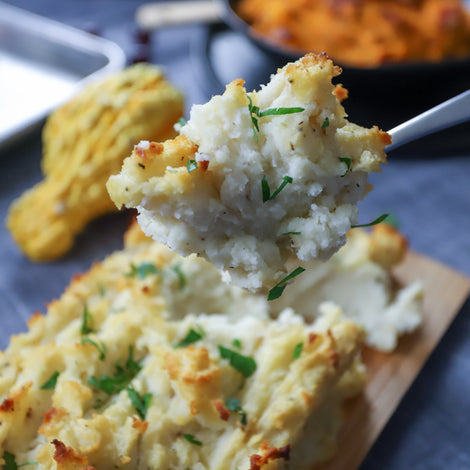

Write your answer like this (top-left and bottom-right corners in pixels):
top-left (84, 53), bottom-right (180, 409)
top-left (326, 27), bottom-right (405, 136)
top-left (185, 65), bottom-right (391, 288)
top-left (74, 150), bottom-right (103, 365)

top-left (132, 416), bottom-right (149, 434)
top-left (52, 439), bottom-right (95, 470)
top-left (284, 52), bottom-right (342, 77)
top-left (249, 442), bottom-right (291, 470)
top-left (0, 398), bottom-right (14, 412)
top-left (368, 223), bottom-right (408, 268)
top-left (333, 84), bottom-right (349, 102)
top-left (213, 400), bottom-right (230, 421)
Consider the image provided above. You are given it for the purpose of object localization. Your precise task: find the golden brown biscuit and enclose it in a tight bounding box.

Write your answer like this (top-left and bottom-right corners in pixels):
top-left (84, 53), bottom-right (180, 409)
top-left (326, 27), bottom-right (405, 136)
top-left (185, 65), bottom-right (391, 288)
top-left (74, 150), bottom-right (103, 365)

top-left (7, 64), bottom-right (183, 261)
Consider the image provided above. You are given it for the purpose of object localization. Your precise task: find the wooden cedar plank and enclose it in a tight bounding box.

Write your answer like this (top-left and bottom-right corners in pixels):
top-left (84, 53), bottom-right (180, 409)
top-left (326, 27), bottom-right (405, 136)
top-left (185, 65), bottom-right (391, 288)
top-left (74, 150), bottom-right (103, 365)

top-left (317, 252), bottom-right (470, 470)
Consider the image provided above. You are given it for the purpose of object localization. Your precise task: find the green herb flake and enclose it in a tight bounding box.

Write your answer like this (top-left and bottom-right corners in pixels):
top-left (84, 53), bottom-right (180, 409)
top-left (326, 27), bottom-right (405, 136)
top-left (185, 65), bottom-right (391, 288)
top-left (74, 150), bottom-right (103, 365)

top-left (126, 262), bottom-right (158, 279)
top-left (126, 386), bottom-right (152, 420)
top-left (282, 231), bottom-right (301, 236)
top-left (225, 397), bottom-right (247, 426)
top-left (40, 371), bottom-right (60, 390)
top-left (171, 264), bottom-right (186, 290)
top-left (174, 327), bottom-right (205, 348)
top-left (182, 433), bottom-right (203, 446)
top-left (2, 452), bottom-right (37, 470)
top-left (88, 346), bottom-right (142, 395)
top-left (93, 398), bottom-right (105, 409)
top-left (267, 266), bottom-right (306, 301)
top-left (338, 157), bottom-right (352, 177)
top-left (383, 213), bottom-right (400, 229)
top-left (259, 106), bottom-right (305, 118)
top-left (322, 117), bottom-right (330, 128)
top-left (80, 304), bottom-right (95, 336)
top-left (292, 342), bottom-right (303, 360)
top-left (247, 96), bottom-right (260, 141)
top-left (218, 346), bottom-right (257, 378)
top-left (248, 95), bottom-right (304, 141)
top-left (178, 117), bottom-right (187, 127)
top-left (261, 175), bottom-right (293, 202)
top-left (126, 345), bottom-right (142, 376)
top-left (186, 160), bottom-right (198, 173)
top-left (232, 338), bottom-right (242, 350)
top-left (81, 337), bottom-right (107, 361)
top-left (351, 213), bottom-right (389, 229)
top-left (98, 285), bottom-right (106, 298)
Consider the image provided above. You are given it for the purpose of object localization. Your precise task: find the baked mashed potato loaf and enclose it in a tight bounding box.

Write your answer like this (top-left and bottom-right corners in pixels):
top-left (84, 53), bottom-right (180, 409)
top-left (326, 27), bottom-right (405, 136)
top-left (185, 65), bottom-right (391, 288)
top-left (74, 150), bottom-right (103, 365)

top-left (107, 54), bottom-right (390, 291)
top-left (0, 222), bottom-right (366, 470)
top-left (6, 64), bottom-right (183, 262)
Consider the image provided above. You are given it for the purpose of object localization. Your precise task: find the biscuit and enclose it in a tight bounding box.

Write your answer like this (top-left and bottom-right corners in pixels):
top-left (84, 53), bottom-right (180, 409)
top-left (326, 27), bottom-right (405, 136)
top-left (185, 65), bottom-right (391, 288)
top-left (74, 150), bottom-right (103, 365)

top-left (7, 64), bottom-right (183, 261)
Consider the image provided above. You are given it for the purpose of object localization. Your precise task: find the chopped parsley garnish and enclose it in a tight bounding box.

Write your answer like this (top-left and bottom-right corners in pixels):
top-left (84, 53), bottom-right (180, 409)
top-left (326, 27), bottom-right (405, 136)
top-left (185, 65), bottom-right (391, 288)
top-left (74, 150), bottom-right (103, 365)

top-left (351, 213), bottom-right (389, 229)
top-left (186, 160), bottom-right (198, 172)
top-left (80, 304), bottom-right (95, 335)
top-left (93, 398), bottom-right (105, 409)
top-left (178, 117), bottom-right (187, 127)
top-left (182, 433), bottom-right (203, 446)
top-left (383, 213), bottom-right (400, 229)
top-left (248, 95), bottom-right (304, 141)
top-left (218, 346), bottom-right (257, 378)
top-left (126, 262), bottom-right (159, 279)
top-left (261, 175), bottom-right (293, 202)
top-left (232, 338), bottom-right (242, 350)
top-left (292, 342), bottom-right (303, 360)
top-left (2, 452), bottom-right (37, 470)
top-left (282, 231), bottom-right (301, 236)
top-left (126, 386), bottom-right (152, 420)
top-left (40, 371), bottom-right (60, 390)
top-left (80, 303), bottom-right (106, 360)
top-left (338, 157), bottom-right (352, 177)
top-left (88, 346), bottom-right (142, 395)
top-left (98, 285), bottom-right (106, 297)
top-left (267, 267), bottom-right (306, 301)
top-left (174, 326), bottom-right (205, 348)
top-left (225, 397), bottom-right (247, 426)
top-left (81, 337), bottom-right (107, 361)
top-left (322, 117), bottom-right (330, 128)
top-left (171, 264), bottom-right (186, 290)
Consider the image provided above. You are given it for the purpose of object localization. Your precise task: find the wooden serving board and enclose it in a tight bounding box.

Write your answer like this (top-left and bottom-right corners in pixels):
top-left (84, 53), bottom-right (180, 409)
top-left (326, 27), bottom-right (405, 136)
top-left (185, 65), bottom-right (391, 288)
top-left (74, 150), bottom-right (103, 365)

top-left (318, 251), bottom-right (470, 470)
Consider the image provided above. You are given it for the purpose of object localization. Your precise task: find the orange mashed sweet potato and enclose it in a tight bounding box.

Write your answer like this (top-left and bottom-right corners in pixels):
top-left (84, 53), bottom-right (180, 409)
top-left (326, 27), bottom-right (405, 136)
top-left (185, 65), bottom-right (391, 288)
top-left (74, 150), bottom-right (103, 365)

top-left (237, 0), bottom-right (470, 67)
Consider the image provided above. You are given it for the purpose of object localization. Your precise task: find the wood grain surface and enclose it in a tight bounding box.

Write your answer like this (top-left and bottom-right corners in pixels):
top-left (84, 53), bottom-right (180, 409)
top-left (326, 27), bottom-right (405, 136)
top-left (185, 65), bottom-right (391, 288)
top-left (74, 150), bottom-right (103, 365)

top-left (318, 251), bottom-right (470, 470)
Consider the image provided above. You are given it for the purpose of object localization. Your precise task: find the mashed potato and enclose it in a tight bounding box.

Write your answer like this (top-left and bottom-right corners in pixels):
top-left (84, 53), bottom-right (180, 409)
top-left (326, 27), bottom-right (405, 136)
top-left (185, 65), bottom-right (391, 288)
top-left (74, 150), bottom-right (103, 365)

top-left (107, 54), bottom-right (390, 292)
top-left (0, 223), bottom-right (364, 470)
top-left (274, 224), bottom-right (423, 351)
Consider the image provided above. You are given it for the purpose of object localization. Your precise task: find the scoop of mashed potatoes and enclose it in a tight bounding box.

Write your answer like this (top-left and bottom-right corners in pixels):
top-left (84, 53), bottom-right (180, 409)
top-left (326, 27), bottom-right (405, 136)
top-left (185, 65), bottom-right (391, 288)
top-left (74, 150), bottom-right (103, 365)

top-left (107, 54), bottom-right (390, 291)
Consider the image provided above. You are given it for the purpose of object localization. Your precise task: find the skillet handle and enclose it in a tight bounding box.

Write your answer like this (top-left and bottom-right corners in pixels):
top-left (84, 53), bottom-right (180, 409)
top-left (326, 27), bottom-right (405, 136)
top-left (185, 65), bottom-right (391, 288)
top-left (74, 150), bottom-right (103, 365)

top-left (387, 89), bottom-right (470, 152)
top-left (136, 1), bottom-right (224, 30)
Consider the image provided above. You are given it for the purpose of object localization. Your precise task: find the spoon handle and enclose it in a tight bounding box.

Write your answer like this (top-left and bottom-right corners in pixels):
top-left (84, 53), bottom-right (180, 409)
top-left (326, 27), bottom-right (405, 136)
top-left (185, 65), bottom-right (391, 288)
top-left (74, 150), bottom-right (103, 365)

top-left (136, 1), bottom-right (223, 30)
top-left (387, 89), bottom-right (470, 151)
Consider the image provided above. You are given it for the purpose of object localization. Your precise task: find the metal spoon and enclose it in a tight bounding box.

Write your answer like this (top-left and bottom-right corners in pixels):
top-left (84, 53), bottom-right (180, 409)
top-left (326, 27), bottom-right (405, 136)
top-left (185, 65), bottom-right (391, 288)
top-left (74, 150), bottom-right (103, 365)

top-left (387, 89), bottom-right (470, 151)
